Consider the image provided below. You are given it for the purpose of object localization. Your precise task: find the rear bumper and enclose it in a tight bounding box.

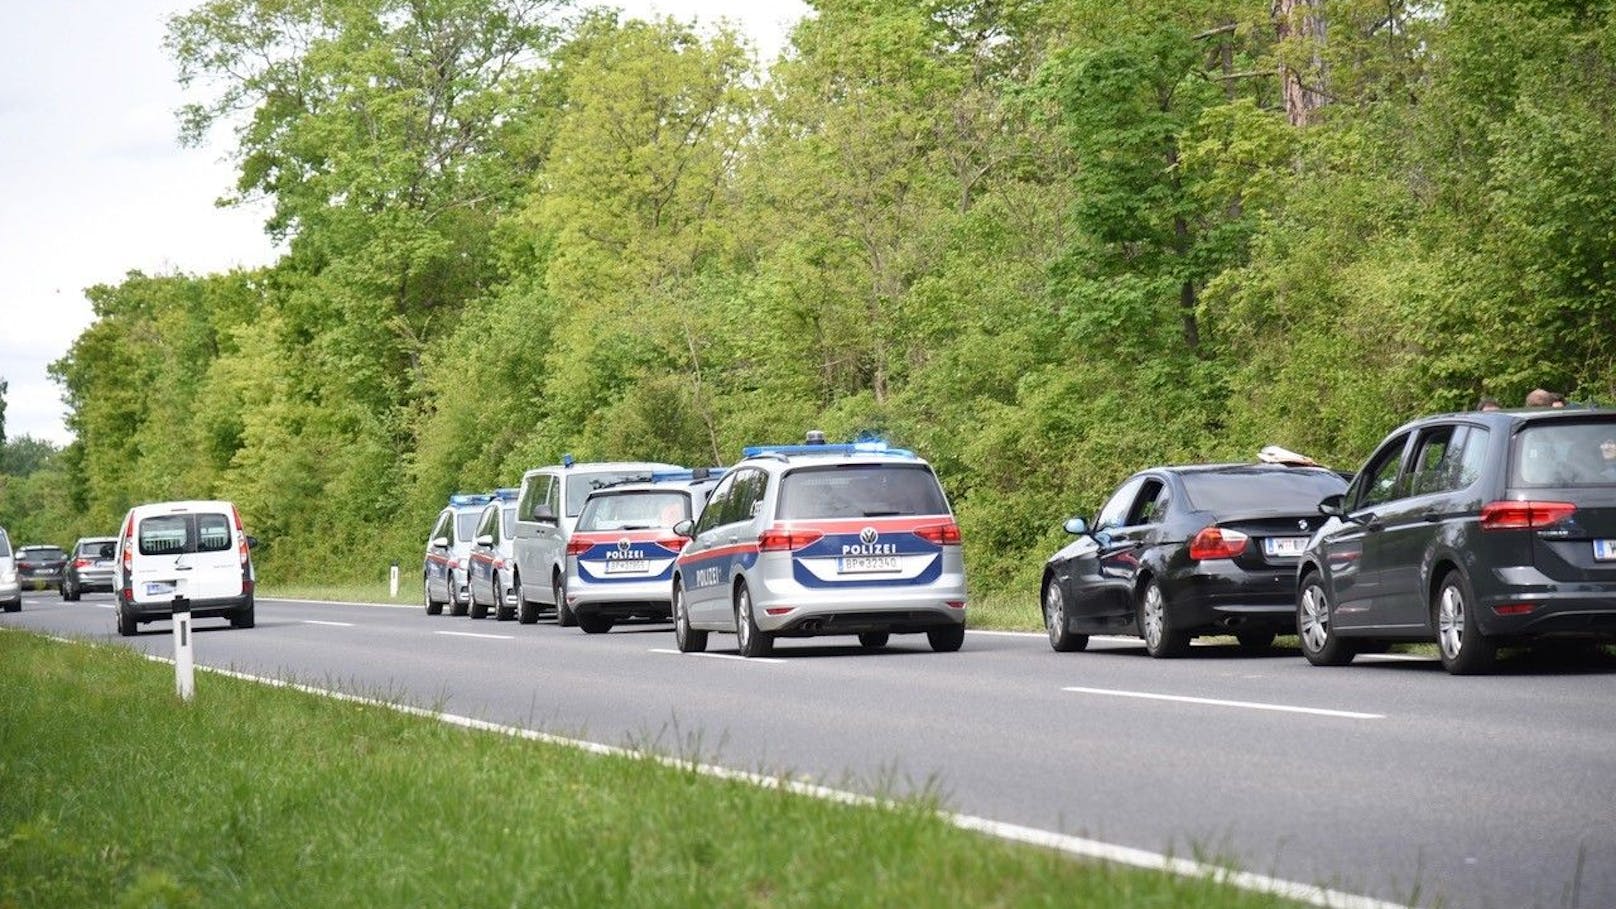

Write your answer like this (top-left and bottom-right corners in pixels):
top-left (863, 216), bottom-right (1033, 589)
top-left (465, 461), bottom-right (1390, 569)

top-left (568, 576), bottom-right (673, 618)
top-left (1167, 568), bottom-right (1297, 633)
top-left (69, 569), bottom-right (116, 590)
top-left (751, 575), bottom-right (967, 635)
top-left (20, 570), bottom-right (63, 588)
top-left (124, 594), bottom-right (252, 620)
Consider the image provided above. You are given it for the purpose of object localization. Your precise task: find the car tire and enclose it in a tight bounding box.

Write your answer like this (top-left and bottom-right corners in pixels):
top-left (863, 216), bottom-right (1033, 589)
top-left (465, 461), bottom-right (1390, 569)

top-left (516, 571), bottom-right (539, 624)
top-left (734, 582), bottom-right (773, 657)
top-left (1137, 579), bottom-right (1190, 658)
top-left (578, 612), bottom-right (613, 634)
top-left (1235, 631), bottom-right (1275, 651)
top-left (673, 582), bottom-right (707, 653)
top-left (554, 577), bottom-right (577, 627)
top-left (231, 599), bottom-right (255, 629)
top-left (1297, 573), bottom-right (1356, 666)
top-left (1043, 580), bottom-right (1089, 653)
top-left (116, 600), bottom-right (136, 636)
top-left (63, 581), bottom-right (78, 602)
top-left (927, 622), bottom-right (966, 652)
top-left (424, 575), bottom-right (444, 616)
top-left (3, 598), bottom-right (20, 614)
top-left (1435, 571), bottom-right (1496, 675)
top-left (858, 631), bottom-right (889, 650)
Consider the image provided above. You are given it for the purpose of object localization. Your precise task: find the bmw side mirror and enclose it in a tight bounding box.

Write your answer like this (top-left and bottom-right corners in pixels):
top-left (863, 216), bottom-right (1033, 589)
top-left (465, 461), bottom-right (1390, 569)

top-left (475, 534), bottom-right (493, 547)
top-left (431, 536), bottom-right (450, 549)
top-left (1063, 517), bottom-right (1088, 535)
top-left (672, 519), bottom-right (694, 537)
top-left (1317, 494), bottom-right (1345, 518)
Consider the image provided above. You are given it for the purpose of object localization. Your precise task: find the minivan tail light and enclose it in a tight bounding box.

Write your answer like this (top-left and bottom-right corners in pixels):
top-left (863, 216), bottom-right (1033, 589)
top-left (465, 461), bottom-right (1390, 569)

top-left (1480, 501), bottom-right (1576, 530)
top-left (914, 521), bottom-right (962, 545)
top-left (565, 538), bottom-right (593, 557)
top-left (758, 527), bottom-right (825, 551)
top-left (1189, 527), bottom-right (1249, 560)
top-left (73, 558), bottom-right (91, 569)
top-left (232, 506), bottom-right (249, 567)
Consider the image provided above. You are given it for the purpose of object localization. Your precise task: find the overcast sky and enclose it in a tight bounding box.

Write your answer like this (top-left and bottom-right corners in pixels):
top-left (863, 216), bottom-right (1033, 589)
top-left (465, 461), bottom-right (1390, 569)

top-left (0, 0), bottom-right (806, 448)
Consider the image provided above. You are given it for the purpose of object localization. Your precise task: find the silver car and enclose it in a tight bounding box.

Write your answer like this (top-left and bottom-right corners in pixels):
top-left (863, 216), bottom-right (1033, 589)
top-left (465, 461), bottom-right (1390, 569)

top-left (467, 489), bottom-right (519, 620)
top-left (423, 493), bottom-right (494, 616)
top-left (671, 440), bottom-right (968, 657)
top-left (564, 469), bottom-right (724, 634)
top-left (62, 536), bottom-right (118, 600)
top-left (0, 527), bottom-right (19, 612)
top-left (510, 459), bottom-right (682, 625)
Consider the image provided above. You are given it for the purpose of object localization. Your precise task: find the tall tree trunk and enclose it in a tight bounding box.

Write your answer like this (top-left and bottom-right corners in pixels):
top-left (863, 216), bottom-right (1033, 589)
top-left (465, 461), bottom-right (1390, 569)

top-left (1274, 0), bottom-right (1327, 127)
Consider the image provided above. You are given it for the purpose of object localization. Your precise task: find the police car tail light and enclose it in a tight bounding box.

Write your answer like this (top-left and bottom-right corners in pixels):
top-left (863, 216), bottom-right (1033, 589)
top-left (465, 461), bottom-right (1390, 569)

top-left (1480, 500), bottom-right (1576, 530)
top-left (759, 527), bottom-right (825, 551)
top-left (1189, 527), bottom-right (1248, 560)
top-left (914, 521), bottom-right (962, 545)
top-left (566, 538), bottom-right (593, 557)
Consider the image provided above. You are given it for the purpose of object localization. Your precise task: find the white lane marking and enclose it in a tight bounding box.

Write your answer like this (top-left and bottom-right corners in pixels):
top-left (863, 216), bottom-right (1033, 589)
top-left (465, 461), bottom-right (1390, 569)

top-left (303, 620), bottom-right (354, 628)
top-left (1062, 686), bottom-right (1384, 720)
top-left (649, 647), bottom-right (786, 664)
top-left (435, 631), bottom-right (514, 640)
top-left (1358, 653), bottom-right (1429, 662)
top-left (87, 603), bottom-right (115, 610)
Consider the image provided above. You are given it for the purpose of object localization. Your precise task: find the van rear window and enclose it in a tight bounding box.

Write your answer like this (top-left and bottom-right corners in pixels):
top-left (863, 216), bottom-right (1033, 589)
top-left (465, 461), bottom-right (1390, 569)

top-left (140, 514), bottom-right (233, 555)
top-left (1513, 419), bottom-right (1616, 486)
top-left (776, 464), bottom-right (949, 520)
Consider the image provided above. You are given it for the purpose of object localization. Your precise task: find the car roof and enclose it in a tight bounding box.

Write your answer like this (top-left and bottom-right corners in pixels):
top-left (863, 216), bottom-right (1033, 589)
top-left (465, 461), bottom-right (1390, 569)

top-left (521, 461), bottom-right (683, 478)
top-left (75, 536), bottom-right (118, 543)
top-left (127, 499), bottom-right (239, 517)
top-left (1382, 406), bottom-right (1616, 438)
top-left (18, 544), bottom-right (64, 550)
top-left (1149, 462), bottom-right (1341, 477)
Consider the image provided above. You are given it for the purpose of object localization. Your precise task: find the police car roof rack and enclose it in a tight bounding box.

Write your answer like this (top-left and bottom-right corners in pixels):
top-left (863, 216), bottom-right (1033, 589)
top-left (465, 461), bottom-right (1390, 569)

top-left (448, 492), bottom-right (496, 507)
top-left (740, 441), bottom-right (917, 460)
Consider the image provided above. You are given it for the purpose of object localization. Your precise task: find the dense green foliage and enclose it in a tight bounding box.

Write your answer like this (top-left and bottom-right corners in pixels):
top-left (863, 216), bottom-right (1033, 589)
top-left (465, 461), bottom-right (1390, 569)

top-left (0, 630), bottom-right (1300, 907)
top-left (15, 0), bottom-right (1616, 615)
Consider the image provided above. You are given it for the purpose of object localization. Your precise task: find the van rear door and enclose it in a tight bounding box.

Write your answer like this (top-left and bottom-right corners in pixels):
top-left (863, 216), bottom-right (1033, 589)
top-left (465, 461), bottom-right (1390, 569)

top-left (131, 511), bottom-right (243, 604)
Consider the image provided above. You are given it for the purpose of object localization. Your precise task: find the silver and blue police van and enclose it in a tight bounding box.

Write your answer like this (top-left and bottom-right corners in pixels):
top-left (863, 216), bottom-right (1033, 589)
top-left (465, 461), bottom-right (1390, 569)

top-left (424, 492), bottom-right (494, 616)
top-left (670, 436), bottom-right (967, 657)
top-left (563, 468), bottom-right (725, 634)
top-left (467, 488), bottom-right (519, 620)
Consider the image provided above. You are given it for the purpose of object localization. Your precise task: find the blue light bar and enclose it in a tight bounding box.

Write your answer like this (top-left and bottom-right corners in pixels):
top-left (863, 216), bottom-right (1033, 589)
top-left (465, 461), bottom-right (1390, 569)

top-left (493, 487), bottom-right (519, 501)
top-left (448, 493), bottom-right (495, 507)
top-left (740, 442), bottom-right (916, 459)
top-left (650, 467), bottom-right (727, 483)
top-left (562, 453), bottom-right (575, 468)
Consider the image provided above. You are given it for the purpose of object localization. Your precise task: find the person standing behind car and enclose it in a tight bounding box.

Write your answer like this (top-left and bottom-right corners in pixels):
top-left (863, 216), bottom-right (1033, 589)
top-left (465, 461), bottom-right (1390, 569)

top-left (1477, 397), bottom-right (1501, 411)
top-left (1525, 388), bottom-right (1566, 407)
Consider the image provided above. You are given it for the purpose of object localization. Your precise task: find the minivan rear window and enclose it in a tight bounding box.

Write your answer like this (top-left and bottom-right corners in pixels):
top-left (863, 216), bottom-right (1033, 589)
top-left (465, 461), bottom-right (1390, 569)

top-left (776, 464), bottom-right (949, 520)
top-left (1513, 419), bottom-right (1616, 487)
top-left (567, 472), bottom-right (654, 517)
top-left (140, 514), bottom-right (233, 555)
top-left (577, 491), bottom-right (690, 531)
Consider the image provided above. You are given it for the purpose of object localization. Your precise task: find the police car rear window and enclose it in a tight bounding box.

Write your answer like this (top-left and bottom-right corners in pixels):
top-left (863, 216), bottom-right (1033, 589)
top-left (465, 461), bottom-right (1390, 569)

top-left (577, 491), bottom-right (690, 531)
top-left (776, 464), bottom-right (948, 520)
top-left (567, 472), bottom-right (654, 517)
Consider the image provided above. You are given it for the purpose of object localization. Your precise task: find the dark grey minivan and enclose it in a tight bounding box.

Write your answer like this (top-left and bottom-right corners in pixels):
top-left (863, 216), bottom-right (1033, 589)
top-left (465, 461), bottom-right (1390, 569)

top-left (1297, 408), bottom-right (1616, 674)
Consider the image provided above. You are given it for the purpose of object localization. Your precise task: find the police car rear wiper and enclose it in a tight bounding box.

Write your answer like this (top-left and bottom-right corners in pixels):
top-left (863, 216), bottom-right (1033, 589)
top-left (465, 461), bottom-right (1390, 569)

top-left (617, 524), bottom-right (654, 530)
top-left (862, 510), bottom-right (902, 517)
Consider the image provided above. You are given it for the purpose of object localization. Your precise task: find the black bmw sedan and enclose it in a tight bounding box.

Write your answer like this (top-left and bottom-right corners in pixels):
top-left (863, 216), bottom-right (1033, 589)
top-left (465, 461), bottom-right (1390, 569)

top-left (1042, 462), bottom-right (1349, 657)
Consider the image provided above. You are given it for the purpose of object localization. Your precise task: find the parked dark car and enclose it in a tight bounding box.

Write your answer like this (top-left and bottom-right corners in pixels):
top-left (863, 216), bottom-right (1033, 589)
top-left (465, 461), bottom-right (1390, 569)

top-left (1297, 408), bottom-right (1616, 674)
top-left (15, 545), bottom-right (68, 591)
top-left (62, 536), bottom-right (118, 600)
top-left (1043, 462), bottom-right (1350, 656)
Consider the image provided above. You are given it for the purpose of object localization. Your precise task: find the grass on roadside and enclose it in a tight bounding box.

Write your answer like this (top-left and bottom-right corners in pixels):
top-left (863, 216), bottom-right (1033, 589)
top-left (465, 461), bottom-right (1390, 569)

top-left (257, 579), bottom-right (401, 606)
top-left (0, 629), bottom-right (1303, 909)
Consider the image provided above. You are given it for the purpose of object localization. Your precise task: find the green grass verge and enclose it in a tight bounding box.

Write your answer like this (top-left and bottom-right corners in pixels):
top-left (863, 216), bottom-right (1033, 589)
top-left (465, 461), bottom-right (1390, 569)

top-left (0, 630), bottom-right (1301, 908)
top-left (257, 579), bottom-right (402, 605)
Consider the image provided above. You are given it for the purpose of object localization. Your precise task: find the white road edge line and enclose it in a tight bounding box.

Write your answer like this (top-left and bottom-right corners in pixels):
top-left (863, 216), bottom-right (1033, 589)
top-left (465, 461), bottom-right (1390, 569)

top-left (13, 629), bottom-right (1407, 909)
top-left (649, 647), bottom-right (786, 664)
top-left (434, 630), bottom-right (515, 640)
top-left (1062, 685), bottom-right (1384, 720)
top-left (303, 620), bottom-right (355, 628)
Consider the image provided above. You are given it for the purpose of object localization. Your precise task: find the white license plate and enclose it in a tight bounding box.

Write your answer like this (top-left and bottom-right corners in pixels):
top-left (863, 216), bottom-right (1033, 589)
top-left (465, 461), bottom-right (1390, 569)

top-left (1594, 540), bottom-right (1616, 561)
top-left (1263, 537), bottom-right (1308, 558)
top-left (145, 581), bottom-right (177, 596)
top-left (604, 560), bottom-right (649, 574)
top-left (839, 556), bottom-right (901, 574)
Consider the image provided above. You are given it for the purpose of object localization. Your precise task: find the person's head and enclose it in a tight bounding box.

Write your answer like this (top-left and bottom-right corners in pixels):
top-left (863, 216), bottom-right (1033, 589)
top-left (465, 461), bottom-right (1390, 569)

top-left (1601, 438), bottom-right (1616, 463)
top-left (1477, 397), bottom-right (1501, 411)
top-left (1550, 393), bottom-right (1567, 408)
top-left (1525, 388), bottom-right (1559, 407)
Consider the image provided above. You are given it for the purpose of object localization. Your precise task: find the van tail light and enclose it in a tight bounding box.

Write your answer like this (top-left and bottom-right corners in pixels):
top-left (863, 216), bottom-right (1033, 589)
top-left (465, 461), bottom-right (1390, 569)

top-left (1189, 527), bottom-right (1249, 560)
top-left (232, 506), bottom-right (250, 567)
top-left (565, 538), bottom-right (593, 557)
top-left (654, 538), bottom-right (688, 553)
top-left (1480, 501), bottom-right (1576, 530)
top-left (914, 521), bottom-right (962, 545)
top-left (758, 527), bottom-right (825, 551)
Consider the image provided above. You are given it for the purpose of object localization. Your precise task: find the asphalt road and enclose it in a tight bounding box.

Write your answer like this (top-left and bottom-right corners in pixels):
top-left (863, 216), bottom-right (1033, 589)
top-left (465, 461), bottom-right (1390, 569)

top-left (5, 590), bottom-right (1614, 909)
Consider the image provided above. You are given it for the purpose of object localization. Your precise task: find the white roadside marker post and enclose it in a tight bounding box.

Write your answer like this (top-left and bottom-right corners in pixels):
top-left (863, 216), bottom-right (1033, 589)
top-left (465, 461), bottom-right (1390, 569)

top-left (389, 561), bottom-right (400, 599)
top-left (173, 595), bottom-right (195, 702)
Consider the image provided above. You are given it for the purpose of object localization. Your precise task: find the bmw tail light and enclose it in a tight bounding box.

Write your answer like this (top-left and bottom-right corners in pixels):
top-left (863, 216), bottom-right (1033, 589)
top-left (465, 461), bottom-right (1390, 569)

top-left (1480, 501), bottom-right (1576, 530)
top-left (914, 521), bottom-right (962, 545)
top-left (1189, 527), bottom-right (1249, 560)
top-left (758, 527), bottom-right (825, 551)
top-left (565, 538), bottom-right (593, 557)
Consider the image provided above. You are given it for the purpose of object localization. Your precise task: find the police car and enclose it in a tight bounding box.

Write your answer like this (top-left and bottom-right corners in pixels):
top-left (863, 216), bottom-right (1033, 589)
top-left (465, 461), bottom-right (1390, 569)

top-left (467, 488), bottom-right (519, 620)
top-left (564, 468), bottom-right (725, 634)
top-left (670, 435), bottom-right (967, 657)
top-left (423, 493), bottom-right (494, 616)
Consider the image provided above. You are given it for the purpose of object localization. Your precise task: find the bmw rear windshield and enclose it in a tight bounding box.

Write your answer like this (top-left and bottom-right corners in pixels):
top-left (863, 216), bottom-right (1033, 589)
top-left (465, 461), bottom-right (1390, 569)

top-left (1180, 468), bottom-right (1347, 514)
top-left (1512, 417), bottom-right (1616, 487)
top-left (777, 464), bottom-right (949, 520)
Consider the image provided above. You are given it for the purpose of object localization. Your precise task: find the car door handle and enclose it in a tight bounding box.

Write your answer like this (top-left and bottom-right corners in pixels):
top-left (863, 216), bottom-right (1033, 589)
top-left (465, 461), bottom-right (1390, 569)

top-left (727, 535), bottom-right (738, 544)
top-left (1422, 510), bottom-right (1442, 523)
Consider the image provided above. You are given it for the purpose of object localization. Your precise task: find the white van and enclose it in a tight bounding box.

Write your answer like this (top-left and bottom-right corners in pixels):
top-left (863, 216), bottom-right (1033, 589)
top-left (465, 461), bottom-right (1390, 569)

top-left (114, 500), bottom-right (256, 636)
